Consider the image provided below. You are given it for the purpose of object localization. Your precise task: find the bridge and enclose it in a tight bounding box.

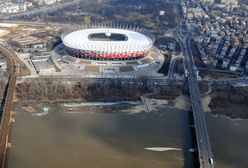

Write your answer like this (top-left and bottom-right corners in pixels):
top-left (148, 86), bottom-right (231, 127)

top-left (180, 34), bottom-right (215, 168)
top-left (0, 45), bottom-right (19, 168)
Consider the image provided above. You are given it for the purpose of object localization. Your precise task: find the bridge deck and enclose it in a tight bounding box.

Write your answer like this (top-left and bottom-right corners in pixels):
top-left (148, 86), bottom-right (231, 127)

top-left (182, 36), bottom-right (215, 168)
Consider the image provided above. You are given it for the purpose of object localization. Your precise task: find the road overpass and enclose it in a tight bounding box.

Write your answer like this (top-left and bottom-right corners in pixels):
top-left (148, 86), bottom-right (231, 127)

top-left (181, 35), bottom-right (215, 168)
top-left (167, 54), bottom-right (184, 79)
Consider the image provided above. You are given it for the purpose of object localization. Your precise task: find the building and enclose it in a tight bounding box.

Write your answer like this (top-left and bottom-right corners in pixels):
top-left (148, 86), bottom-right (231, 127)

top-left (0, 62), bottom-right (7, 71)
top-left (12, 36), bottom-right (47, 52)
top-left (0, 61), bottom-right (7, 77)
top-left (159, 10), bottom-right (165, 16)
top-left (220, 0), bottom-right (238, 6)
top-left (0, 3), bottom-right (20, 14)
top-left (36, 0), bottom-right (61, 6)
top-left (201, 0), bottom-right (214, 3)
top-left (61, 24), bottom-right (155, 61)
top-left (49, 24), bottom-right (164, 77)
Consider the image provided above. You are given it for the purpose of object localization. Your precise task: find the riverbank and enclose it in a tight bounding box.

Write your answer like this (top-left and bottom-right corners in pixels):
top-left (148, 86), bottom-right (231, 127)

top-left (207, 84), bottom-right (248, 119)
top-left (14, 79), bottom-right (182, 102)
top-left (13, 97), bottom-right (178, 116)
top-left (14, 78), bottom-right (248, 119)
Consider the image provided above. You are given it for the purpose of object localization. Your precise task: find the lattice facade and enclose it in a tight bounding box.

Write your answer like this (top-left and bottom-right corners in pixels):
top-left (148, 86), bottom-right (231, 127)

top-left (61, 23), bottom-right (155, 60)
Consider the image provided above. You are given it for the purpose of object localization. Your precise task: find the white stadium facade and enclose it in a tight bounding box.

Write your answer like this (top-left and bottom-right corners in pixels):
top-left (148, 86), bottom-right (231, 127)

top-left (61, 24), bottom-right (155, 61)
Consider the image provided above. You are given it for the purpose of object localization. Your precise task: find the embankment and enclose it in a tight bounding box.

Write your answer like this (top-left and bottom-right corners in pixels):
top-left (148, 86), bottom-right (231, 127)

top-left (15, 78), bottom-right (182, 102)
top-left (209, 84), bottom-right (248, 119)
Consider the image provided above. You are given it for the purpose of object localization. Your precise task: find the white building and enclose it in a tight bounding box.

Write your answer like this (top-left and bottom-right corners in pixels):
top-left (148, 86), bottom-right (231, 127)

top-left (0, 62), bottom-right (7, 71)
top-left (36, 0), bottom-right (58, 6)
top-left (201, 0), bottom-right (214, 4)
top-left (159, 11), bottom-right (165, 16)
top-left (0, 3), bottom-right (20, 14)
top-left (220, 0), bottom-right (238, 6)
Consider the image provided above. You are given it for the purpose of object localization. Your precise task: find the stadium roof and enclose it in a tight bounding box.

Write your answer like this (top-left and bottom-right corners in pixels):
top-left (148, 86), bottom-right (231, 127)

top-left (62, 28), bottom-right (154, 53)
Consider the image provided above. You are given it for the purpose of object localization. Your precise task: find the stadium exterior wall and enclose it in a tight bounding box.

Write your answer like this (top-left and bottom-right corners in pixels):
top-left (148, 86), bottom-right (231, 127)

top-left (61, 23), bottom-right (155, 61)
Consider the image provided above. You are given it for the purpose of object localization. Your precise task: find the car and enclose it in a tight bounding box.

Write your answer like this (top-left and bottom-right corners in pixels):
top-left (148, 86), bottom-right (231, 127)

top-left (209, 158), bottom-right (214, 164)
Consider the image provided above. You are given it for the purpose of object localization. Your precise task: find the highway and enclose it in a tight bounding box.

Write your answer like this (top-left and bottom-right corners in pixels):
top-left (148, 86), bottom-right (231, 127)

top-left (175, 1), bottom-right (215, 166)
top-left (0, 45), bottom-right (19, 168)
top-left (181, 34), bottom-right (215, 168)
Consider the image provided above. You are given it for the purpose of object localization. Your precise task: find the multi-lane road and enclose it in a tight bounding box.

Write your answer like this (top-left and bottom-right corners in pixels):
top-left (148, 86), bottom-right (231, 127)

top-left (0, 45), bottom-right (19, 168)
top-left (175, 2), bottom-right (215, 166)
top-left (181, 34), bottom-right (215, 168)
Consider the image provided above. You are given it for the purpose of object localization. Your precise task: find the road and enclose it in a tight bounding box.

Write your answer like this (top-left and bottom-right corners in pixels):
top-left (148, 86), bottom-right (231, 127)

top-left (168, 54), bottom-right (184, 79)
top-left (0, 20), bottom-right (79, 27)
top-left (175, 1), bottom-right (215, 166)
top-left (2, 0), bottom-right (84, 20)
top-left (181, 34), bottom-right (215, 168)
top-left (17, 75), bottom-right (185, 86)
top-left (0, 45), bottom-right (19, 168)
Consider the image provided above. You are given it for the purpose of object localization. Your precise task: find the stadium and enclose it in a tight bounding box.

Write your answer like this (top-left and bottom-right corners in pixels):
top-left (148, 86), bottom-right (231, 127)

top-left (61, 24), bottom-right (155, 61)
top-left (49, 23), bottom-right (164, 78)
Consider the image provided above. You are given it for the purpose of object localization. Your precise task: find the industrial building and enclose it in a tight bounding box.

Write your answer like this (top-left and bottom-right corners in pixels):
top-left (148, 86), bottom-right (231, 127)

top-left (11, 36), bottom-right (47, 52)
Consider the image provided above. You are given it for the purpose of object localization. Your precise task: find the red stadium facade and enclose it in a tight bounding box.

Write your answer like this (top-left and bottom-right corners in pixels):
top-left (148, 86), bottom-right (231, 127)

top-left (65, 46), bottom-right (150, 60)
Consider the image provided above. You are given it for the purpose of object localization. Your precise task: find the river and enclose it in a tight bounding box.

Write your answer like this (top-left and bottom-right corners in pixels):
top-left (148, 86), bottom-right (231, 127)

top-left (6, 97), bottom-right (248, 168)
top-left (7, 99), bottom-right (195, 168)
top-left (207, 114), bottom-right (248, 168)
